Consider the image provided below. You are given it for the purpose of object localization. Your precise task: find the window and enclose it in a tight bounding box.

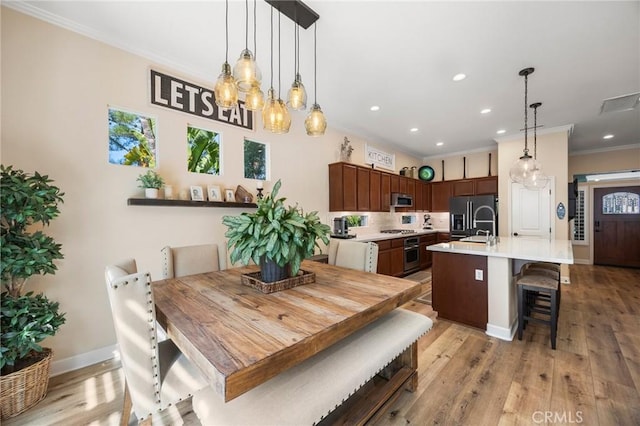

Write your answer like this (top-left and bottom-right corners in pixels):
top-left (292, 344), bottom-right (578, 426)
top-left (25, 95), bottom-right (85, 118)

top-left (572, 186), bottom-right (588, 245)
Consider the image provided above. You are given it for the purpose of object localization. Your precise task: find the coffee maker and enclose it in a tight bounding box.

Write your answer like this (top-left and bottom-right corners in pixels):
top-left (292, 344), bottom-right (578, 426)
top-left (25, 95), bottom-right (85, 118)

top-left (423, 214), bottom-right (433, 230)
top-left (333, 217), bottom-right (349, 237)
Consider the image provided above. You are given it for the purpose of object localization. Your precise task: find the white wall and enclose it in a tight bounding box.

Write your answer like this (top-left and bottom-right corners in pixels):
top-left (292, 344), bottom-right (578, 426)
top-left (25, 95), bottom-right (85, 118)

top-left (1, 8), bottom-right (422, 369)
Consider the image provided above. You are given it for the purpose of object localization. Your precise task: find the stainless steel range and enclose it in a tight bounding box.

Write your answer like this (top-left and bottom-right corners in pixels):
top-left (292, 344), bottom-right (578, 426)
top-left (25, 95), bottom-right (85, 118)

top-left (380, 229), bottom-right (416, 235)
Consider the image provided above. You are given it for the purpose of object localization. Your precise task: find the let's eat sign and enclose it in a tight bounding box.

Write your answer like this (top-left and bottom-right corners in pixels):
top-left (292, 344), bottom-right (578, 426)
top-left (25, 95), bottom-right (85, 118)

top-left (150, 69), bottom-right (254, 131)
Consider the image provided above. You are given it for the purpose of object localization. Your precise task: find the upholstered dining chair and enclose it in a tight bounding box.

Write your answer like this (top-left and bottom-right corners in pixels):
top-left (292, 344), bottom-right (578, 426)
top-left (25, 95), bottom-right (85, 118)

top-left (160, 243), bottom-right (226, 279)
top-left (105, 259), bottom-right (207, 425)
top-left (328, 240), bottom-right (379, 273)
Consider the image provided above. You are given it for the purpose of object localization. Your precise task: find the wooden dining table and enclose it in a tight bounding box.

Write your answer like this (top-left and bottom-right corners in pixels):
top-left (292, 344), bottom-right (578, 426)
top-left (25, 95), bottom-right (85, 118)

top-left (153, 260), bottom-right (428, 402)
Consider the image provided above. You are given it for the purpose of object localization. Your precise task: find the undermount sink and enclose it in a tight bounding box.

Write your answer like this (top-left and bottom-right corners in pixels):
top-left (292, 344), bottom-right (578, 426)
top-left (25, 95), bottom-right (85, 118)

top-left (459, 235), bottom-right (489, 243)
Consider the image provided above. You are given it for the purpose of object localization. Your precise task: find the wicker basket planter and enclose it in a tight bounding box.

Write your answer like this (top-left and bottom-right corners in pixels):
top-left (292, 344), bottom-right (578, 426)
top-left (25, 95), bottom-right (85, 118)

top-left (0, 348), bottom-right (52, 419)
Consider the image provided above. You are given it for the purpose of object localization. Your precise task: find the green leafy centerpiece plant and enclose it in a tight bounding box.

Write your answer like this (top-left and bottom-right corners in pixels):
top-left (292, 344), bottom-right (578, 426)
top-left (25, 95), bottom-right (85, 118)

top-left (222, 180), bottom-right (330, 283)
top-left (0, 165), bottom-right (66, 418)
top-left (137, 169), bottom-right (164, 199)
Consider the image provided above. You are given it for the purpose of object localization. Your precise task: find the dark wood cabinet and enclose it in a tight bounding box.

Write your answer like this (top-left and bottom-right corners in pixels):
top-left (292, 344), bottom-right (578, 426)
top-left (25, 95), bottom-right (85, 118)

top-left (453, 180), bottom-right (475, 196)
top-left (422, 182), bottom-right (432, 211)
top-left (390, 175), bottom-right (399, 194)
top-left (474, 176), bottom-right (498, 195)
top-left (431, 181), bottom-right (452, 212)
top-left (376, 239), bottom-right (404, 277)
top-left (432, 252), bottom-right (488, 330)
top-left (356, 167), bottom-right (370, 211)
top-left (369, 170), bottom-right (381, 212)
top-left (381, 173), bottom-right (391, 211)
top-left (328, 163), bottom-right (357, 211)
top-left (419, 233), bottom-right (437, 269)
top-left (437, 232), bottom-right (450, 243)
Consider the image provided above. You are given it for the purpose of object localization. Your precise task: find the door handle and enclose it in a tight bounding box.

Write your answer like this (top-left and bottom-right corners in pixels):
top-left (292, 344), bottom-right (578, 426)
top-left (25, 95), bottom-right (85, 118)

top-left (594, 220), bottom-right (600, 232)
top-left (513, 232), bottom-right (519, 236)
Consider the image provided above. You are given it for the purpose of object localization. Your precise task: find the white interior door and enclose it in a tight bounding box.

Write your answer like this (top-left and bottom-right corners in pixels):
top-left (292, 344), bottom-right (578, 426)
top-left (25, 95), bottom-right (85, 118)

top-left (510, 177), bottom-right (554, 239)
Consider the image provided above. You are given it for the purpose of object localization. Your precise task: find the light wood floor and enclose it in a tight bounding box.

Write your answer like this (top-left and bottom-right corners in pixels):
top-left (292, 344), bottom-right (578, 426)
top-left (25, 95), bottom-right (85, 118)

top-left (4, 264), bottom-right (639, 425)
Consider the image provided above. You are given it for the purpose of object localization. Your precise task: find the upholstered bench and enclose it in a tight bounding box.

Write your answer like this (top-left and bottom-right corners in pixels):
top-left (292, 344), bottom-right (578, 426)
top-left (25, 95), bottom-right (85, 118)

top-left (192, 308), bottom-right (433, 425)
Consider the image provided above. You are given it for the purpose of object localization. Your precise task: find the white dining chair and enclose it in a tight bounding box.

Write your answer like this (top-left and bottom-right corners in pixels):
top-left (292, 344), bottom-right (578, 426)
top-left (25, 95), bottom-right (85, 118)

top-left (105, 259), bottom-right (207, 425)
top-left (328, 240), bottom-right (379, 273)
top-left (160, 244), bottom-right (226, 279)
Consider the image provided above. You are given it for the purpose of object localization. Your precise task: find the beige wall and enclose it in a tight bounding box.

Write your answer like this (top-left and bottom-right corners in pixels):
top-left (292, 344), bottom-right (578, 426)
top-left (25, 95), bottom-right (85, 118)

top-left (422, 149), bottom-right (498, 182)
top-left (497, 128), bottom-right (570, 239)
top-left (1, 8), bottom-right (422, 369)
top-left (568, 146), bottom-right (640, 263)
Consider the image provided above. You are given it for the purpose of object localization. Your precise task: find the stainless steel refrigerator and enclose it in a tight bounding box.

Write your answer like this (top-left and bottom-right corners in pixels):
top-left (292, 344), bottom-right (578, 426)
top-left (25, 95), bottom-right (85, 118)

top-left (449, 195), bottom-right (498, 240)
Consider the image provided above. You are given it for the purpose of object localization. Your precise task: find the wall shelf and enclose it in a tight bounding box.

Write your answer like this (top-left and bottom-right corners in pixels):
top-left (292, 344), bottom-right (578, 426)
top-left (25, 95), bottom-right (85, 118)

top-left (127, 198), bottom-right (257, 208)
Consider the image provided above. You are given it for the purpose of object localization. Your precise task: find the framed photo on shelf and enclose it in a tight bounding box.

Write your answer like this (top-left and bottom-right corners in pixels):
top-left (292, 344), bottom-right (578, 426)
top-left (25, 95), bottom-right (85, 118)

top-left (207, 185), bottom-right (221, 202)
top-left (190, 185), bottom-right (205, 201)
top-left (224, 189), bottom-right (236, 202)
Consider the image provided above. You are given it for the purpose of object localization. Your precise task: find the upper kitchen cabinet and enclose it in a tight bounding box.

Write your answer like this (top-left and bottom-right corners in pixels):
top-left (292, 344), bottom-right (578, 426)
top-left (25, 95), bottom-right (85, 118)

top-left (356, 167), bottom-right (371, 211)
top-left (369, 170), bottom-right (382, 212)
top-left (431, 181), bottom-right (452, 212)
top-left (474, 176), bottom-right (498, 195)
top-left (381, 173), bottom-right (391, 211)
top-left (329, 163), bottom-right (357, 211)
top-left (452, 180), bottom-right (475, 196)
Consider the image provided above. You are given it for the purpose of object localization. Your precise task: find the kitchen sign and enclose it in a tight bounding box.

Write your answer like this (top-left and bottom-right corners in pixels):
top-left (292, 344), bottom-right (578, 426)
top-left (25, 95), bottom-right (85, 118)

top-left (150, 69), bottom-right (254, 130)
top-left (365, 144), bottom-right (395, 171)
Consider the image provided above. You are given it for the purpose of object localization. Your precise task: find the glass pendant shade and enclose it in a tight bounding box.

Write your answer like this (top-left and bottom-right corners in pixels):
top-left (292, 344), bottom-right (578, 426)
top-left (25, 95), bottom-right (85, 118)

top-left (305, 103), bottom-right (327, 136)
top-left (263, 88), bottom-right (290, 133)
top-left (287, 74), bottom-right (307, 110)
top-left (524, 168), bottom-right (549, 190)
top-left (245, 83), bottom-right (265, 111)
top-left (214, 62), bottom-right (238, 109)
top-left (274, 99), bottom-right (291, 133)
top-left (509, 153), bottom-right (536, 184)
top-left (233, 49), bottom-right (262, 93)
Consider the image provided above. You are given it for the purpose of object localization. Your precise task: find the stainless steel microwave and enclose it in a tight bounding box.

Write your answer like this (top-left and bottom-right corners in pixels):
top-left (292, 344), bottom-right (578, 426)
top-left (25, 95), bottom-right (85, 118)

top-left (391, 192), bottom-right (413, 207)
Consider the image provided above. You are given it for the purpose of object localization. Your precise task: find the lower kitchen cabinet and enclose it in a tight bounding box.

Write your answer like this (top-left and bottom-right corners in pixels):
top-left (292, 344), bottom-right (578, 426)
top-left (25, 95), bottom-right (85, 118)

top-left (437, 232), bottom-right (450, 243)
top-left (419, 234), bottom-right (437, 269)
top-left (376, 239), bottom-right (404, 277)
top-left (432, 251), bottom-right (488, 329)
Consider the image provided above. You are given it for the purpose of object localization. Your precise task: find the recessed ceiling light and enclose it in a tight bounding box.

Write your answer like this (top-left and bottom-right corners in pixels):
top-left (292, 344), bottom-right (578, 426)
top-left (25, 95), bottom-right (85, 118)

top-left (453, 73), bottom-right (466, 81)
top-left (481, 108), bottom-right (491, 114)
top-left (370, 105), bottom-right (380, 111)
top-left (496, 129), bottom-right (506, 134)
top-left (436, 142), bottom-right (444, 146)
top-left (603, 134), bottom-right (614, 139)
top-left (410, 128), bottom-right (419, 133)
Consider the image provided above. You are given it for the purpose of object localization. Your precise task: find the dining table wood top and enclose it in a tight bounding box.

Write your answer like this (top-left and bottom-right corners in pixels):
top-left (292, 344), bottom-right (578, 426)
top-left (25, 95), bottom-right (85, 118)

top-left (153, 260), bottom-right (428, 402)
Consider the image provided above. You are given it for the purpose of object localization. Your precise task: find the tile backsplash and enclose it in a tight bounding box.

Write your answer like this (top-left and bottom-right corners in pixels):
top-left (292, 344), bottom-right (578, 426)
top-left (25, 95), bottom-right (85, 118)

top-left (327, 211), bottom-right (450, 234)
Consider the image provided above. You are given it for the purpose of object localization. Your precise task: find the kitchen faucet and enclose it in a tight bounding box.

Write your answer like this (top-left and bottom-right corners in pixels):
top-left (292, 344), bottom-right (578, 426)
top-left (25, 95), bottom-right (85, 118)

top-left (473, 205), bottom-right (496, 236)
top-left (476, 229), bottom-right (490, 236)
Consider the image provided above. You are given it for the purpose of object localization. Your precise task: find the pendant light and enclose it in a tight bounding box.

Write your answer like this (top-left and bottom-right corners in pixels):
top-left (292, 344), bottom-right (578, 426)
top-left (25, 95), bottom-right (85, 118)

top-left (214, 0), bottom-right (238, 110)
top-left (305, 22), bottom-right (327, 136)
top-left (509, 67), bottom-right (537, 184)
top-left (244, 0), bottom-right (264, 111)
top-left (524, 102), bottom-right (549, 190)
top-left (263, 6), bottom-right (283, 132)
top-left (233, 0), bottom-right (262, 93)
top-left (268, 10), bottom-right (290, 133)
top-left (287, 19), bottom-right (307, 110)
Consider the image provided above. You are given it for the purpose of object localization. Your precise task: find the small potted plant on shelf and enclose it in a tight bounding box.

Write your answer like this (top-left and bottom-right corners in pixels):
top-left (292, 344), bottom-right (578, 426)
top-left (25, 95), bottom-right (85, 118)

top-left (0, 165), bottom-right (66, 419)
top-left (222, 180), bottom-right (331, 283)
top-left (136, 169), bottom-right (164, 199)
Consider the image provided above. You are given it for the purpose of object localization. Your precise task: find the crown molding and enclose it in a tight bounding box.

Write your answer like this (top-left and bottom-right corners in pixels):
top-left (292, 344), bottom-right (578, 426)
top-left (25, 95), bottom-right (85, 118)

top-left (494, 124), bottom-right (574, 144)
top-left (3, 1), bottom-right (212, 85)
top-left (569, 143), bottom-right (640, 156)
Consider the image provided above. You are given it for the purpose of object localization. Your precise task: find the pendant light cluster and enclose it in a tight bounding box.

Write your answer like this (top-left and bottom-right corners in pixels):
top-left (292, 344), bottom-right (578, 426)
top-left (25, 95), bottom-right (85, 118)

top-left (509, 67), bottom-right (547, 189)
top-left (214, 0), bottom-right (325, 136)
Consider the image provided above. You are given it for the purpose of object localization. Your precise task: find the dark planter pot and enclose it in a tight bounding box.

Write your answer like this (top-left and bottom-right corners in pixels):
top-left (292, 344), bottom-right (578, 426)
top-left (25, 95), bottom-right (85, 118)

top-left (260, 257), bottom-right (289, 283)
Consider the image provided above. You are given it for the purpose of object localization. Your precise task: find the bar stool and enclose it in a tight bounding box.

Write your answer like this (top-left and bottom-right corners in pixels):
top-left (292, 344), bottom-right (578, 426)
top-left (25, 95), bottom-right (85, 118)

top-left (516, 262), bottom-right (561, 349)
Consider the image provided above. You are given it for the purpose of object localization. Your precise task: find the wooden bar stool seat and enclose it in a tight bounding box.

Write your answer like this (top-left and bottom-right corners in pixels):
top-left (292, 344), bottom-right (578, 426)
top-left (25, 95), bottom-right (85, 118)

top-left (516, 262), bottom-right (561, 350)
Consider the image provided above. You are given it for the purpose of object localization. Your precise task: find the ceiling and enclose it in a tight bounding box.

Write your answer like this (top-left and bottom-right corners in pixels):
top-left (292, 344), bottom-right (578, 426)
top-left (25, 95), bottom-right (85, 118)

top-left (7, 1), bottom-right (639, 158)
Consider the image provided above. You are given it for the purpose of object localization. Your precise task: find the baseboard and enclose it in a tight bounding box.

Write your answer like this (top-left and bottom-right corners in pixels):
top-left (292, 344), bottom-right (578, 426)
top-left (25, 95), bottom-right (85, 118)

top-left (573, 259), bottom-right (590, 265)
top-left (50, 344), bottom-right (118, 377)
top-left (485, 320), bottom-right (516, 342)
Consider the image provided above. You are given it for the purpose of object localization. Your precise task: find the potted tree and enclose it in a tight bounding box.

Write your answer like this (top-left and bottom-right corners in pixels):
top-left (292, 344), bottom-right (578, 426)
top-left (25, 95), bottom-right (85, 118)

top-left (0, 165), bottom-right (66, 419)
top-left (136, 169), bottom-right (164, 199)
top-left (222, 180), bottom-right (330, 283)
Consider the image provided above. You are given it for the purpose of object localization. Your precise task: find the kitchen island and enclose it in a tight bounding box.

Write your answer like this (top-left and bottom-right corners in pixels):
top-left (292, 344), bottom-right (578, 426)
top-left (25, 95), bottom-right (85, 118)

top-left (427, 237), bottom-right (573, 341)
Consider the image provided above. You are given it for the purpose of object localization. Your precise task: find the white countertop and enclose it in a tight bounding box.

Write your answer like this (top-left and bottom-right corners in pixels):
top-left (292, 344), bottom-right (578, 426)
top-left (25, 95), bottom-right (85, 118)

top-left (427, 237), bottom-right (574, 264)
top-left (349, 229), bottom-right (448, 242)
